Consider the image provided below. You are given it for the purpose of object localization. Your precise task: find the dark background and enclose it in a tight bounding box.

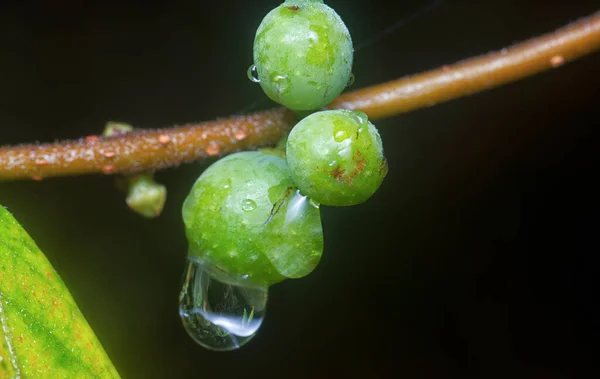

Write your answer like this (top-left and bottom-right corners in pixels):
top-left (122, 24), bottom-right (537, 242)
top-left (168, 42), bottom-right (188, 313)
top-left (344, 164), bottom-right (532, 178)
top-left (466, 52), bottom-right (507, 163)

top-left (1, 0), bottom-right (599, 378)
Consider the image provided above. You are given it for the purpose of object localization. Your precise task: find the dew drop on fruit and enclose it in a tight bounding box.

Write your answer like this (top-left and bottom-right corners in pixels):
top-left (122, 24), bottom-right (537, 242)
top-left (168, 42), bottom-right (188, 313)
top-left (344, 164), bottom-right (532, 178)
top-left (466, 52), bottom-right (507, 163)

top-left (241, 199), bottom-right (257, 212)
top-left (347, 73), bottom-right (355, 87)
top-left (247, 65), bottom-right (260, 83)
top-left (309, 198), bottom-right (320, 208)
top-left (351, 110), bottom-right (369, 125)
top-left (260, 189), bottom-right (323, 278)
top-left (179, 258), bottom-right (268, 351)
top-left (333, 125), bottom-right (352, 142)
top-left (271, 74), bottom-right (289, 94)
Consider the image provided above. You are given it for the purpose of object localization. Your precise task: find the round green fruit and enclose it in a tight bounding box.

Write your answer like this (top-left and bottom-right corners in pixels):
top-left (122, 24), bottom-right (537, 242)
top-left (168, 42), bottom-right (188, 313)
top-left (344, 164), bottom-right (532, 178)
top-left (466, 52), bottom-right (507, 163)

top-left (253, 0), bottom-right (353, 111)
top-left (286, 109), bottom-right (387, 206)
top-left (182, 151), bottom-right (323, 286)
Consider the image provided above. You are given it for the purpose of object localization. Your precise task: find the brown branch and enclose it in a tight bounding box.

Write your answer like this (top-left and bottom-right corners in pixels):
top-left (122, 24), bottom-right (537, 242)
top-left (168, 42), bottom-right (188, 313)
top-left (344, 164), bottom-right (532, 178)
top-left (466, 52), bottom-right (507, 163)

top-left (1, 11), bottom-right (599, 181)
top-left (326, 11), bottom-right (600, 119)
top-left (0, 109), bottom-right (295, 181)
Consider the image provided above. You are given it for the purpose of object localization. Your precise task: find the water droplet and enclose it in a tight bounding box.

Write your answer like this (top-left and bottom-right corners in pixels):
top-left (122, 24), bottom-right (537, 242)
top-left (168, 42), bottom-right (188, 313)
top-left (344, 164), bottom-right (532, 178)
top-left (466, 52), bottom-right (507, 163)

top-left (179, 259), bottom-right (267, 351)
top-left (241, 199), bottom-right (257, 212)
top-left (247, 65), bottom-right (260, 83)
top-left (350, 110), bottom-right (369, 125)
top-left (222, 179), bottom-right (232, 190)
top-left (272, 74), bottom-right (287, 83)
top-left (333, 126), bottom-right (352, 142)
top-left (260, 190), bottom-right (324, 278)
top-left (271, 74), bottom-right (290, 98)
top-left (309, 198), bottom-right (320, 208)
top-left (347, 73), bottom-right (355, 87)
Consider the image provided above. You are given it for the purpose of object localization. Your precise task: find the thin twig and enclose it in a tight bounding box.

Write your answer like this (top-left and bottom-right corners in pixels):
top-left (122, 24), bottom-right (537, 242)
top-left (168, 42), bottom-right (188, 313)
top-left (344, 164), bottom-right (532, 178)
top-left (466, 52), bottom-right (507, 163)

top-left (327, 11), bottom-right (600, 119)
top-left (1, 11), bottom-right (599, 181)
top-left (0, 109), bottom-right (294, 180)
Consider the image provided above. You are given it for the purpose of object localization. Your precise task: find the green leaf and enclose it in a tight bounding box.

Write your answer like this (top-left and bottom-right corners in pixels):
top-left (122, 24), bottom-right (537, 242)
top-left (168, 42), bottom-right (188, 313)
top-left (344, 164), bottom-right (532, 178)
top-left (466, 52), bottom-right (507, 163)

top-left (0, 205), bottom-right (120, 378)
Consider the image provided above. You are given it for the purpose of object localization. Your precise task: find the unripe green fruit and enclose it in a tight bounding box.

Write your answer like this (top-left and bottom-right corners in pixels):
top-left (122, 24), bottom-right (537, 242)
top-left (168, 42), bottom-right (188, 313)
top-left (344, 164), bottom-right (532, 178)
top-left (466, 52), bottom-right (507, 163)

top-left (286, 109), bottom-right (387, 206)
top-left (182, 151), bottom-right (323, 286)
top-left (253, 0), bottom-right (353, 111)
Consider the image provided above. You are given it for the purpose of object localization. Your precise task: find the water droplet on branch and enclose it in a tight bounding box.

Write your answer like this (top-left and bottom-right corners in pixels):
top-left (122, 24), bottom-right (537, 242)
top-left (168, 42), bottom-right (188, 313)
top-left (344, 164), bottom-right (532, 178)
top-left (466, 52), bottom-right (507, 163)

top-left (179, 259), bottom-right (268, 351)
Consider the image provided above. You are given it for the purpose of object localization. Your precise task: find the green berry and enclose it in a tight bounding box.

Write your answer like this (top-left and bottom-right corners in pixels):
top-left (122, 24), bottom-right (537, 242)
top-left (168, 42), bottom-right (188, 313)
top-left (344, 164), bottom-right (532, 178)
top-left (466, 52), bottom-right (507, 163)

top-left (253, 0), bottom-right (353, 111)
top-left (286, 109), bottom-right (387, 206)
top-left (182, 151), bottom-right (323, 286)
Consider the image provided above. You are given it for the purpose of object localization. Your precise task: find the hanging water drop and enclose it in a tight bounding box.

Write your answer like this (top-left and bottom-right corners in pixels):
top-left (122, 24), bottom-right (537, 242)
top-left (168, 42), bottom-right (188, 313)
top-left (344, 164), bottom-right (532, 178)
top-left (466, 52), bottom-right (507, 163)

top-left (347, 73), bottom-right (355, 87)
top-left (247, 65), bottom-right (260, 83)
top-left (179, 258), bottom-right (268, 351)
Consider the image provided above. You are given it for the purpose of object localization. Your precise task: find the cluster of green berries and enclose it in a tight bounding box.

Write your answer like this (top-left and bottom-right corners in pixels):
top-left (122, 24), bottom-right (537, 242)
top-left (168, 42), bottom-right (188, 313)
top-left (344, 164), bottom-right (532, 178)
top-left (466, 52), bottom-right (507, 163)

top-left (182, 0), bottom-right (387, 286)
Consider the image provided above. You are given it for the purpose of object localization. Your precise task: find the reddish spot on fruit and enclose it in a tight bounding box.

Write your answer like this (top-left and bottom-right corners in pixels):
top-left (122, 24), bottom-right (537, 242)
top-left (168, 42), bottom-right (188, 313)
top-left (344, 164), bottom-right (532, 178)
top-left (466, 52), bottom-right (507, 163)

top-left (158, 134), bottom-right (171, 144)
top-left (84, 136), bottom-right (100, 144)
top-left (35, 158), bottom-right (49, 166)
top-left (206, 142), bottom-right (220, 157)
top-left (18, 335), bottom-right (24, 343)
top-left (287, 5), bottom-right (300, 11)
top-left (32, 175), bottom-right (43, 181)
top-left (102, 165), bottom-right (116, 174)
top-left (330, 166), bottom-right (347, 183)
top-left (103, 151), bottom-right (115, 158)
top-left (354, 157), bottom-right (366, 173)
top-left (46, 272), bottom-right (52, 279)
top-left (344, 150), bottom-right (367, 183)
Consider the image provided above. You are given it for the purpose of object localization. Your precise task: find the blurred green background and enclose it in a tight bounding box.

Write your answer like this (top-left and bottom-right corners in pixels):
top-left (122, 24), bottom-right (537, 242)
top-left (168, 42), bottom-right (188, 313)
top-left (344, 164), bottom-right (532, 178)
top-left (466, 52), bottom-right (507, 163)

top-left (1, 1), bottom-right (599, 377)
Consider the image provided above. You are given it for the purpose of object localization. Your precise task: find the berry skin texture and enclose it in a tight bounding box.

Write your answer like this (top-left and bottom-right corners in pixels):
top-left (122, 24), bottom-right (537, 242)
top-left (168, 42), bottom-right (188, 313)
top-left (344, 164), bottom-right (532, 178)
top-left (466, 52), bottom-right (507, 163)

top-left (182, 151), bottom-right (323, 286)
top-left (286, 110), bottom-right (388, 206)
top-left (253, 0), bottom-right (353, 111)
